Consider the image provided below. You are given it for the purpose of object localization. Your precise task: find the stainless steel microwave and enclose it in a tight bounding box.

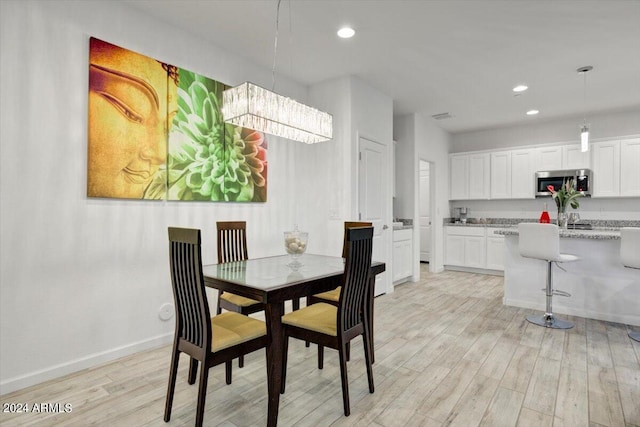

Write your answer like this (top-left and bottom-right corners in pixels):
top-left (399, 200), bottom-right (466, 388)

top-left (535, 169), bottom-right (592, 197)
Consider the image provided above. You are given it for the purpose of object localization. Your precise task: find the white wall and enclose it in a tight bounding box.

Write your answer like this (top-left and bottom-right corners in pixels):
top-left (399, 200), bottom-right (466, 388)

top-left (0, 0), bottom-right (372, 394)
top-left (451, 108), bottom-right (640, 153)
top-left (394, 114), bottom-right (452, 275)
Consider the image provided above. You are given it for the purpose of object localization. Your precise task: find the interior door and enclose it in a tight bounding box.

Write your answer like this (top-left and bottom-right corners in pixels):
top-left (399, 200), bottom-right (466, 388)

top-left (420, 161), bottom-right (431, 262)
top-left (358, 137), bottom-right (390, 296)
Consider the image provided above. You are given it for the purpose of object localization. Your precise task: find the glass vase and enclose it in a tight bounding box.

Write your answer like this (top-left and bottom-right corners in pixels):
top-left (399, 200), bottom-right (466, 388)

top-left (557, 209), bottom-right (568, 229)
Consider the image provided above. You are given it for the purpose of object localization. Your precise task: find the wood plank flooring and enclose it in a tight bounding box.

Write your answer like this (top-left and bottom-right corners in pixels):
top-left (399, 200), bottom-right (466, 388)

top-left (2, 266), bottom-right (639, 426)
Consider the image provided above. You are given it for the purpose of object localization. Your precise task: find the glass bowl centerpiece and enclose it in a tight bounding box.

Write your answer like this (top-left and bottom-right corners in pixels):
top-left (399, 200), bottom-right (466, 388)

top-left (284, 227), bottom-right (308, 269)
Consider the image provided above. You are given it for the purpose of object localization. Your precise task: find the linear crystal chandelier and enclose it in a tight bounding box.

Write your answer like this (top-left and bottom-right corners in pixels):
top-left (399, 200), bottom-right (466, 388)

top-left (222, 82), bottom-right (333, 144)
top-left (222, 0), bottom-right (333, 144)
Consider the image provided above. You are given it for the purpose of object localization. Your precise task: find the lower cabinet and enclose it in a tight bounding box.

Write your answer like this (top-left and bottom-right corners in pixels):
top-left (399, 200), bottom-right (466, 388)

top-left (393, 229), bottom-right (413, 284)
top-left (485, 235), bottom-right (506, 270)
top-left (445, 226), bottom-right (506, 272)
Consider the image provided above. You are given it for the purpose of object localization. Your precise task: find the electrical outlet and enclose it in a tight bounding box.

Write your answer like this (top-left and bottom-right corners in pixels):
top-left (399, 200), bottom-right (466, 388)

top-left (159, 303), bottom-right (174, 321)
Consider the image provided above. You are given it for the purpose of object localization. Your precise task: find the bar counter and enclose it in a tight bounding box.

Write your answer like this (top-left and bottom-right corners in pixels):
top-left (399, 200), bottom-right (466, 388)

top-left (495, 228), bottom-right (640, 326)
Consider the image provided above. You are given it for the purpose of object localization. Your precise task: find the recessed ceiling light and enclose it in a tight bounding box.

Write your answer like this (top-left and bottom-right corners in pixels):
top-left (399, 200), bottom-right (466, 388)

top-left (337, 27), bottom-right (355, 39)
top-left (513, 85), bottom-right (528, 93)
top-left (526, 110), bottom-right (539, 115)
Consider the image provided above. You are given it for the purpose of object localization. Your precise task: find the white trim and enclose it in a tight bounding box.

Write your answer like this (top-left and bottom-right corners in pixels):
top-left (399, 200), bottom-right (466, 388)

top-left (503, 298), bottom-right (640, 327)
top-left (0, 333), bottom-right (173, 395)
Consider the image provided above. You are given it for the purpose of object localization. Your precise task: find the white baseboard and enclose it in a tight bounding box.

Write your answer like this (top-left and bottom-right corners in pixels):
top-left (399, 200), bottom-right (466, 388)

top-left (503, 298), bottom-right (640, 327)
top-left (0, 332), bottom-right (173, 396)
top-left (445, 265), bottom-right (504, 276)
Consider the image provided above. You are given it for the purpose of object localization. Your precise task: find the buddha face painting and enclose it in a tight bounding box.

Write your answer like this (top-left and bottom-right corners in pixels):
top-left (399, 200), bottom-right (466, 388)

top-left (87, 38), bottom-right (178, 199)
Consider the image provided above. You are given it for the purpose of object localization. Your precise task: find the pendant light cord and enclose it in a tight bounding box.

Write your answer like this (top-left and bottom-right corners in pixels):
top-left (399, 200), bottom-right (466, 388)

top-left (272, 0), bottom-right (282, 92)
top-left (583, 69), bottom-right (587, 125)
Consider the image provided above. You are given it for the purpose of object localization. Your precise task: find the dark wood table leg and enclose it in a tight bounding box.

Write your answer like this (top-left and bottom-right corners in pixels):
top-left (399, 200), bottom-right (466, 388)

top-left (265, 301), bottom-right (285, 427)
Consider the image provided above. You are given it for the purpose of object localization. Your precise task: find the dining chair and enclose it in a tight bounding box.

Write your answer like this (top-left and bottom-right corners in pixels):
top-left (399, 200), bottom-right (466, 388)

top-left (307, 221), bottom-right (373, 306)
top-left (216, 221), bottom-right (264, 370)
top-left (164, 227), bottom-right (268, 427)
top-left (216, 221), bottom-right (263, 317)
top-left (305, 221), bottom-right (374, 361)
top-left (280, 226), bottom-right (375, 416)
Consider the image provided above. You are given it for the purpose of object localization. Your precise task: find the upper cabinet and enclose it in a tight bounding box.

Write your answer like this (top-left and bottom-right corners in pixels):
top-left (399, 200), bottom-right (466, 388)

top-left (489, 149), bottom-right (534, 200)
top-left (490, 151), bottom-right (511, 199)
top-left (591, 138), bottom-right (639, 198)
top-left (592, 140), bottom-right (620, 197)
top-left (449, 137), bottom-right (638, 201)
top-left (620, 138), bottom-right (640, 197)
top-left (562, 144), bottom-right (591, 169)
top-left (468, 153), bottom-right (490, 199)
top-left (449, 153), bottom-right (489, 200)
top-left (511, 148), bottom-right (535, 199)
top-left (535, 144), bottom-right (590, 171)
top-left (536, 146), bottom-right (563, 171)
top-left (449, 155), bottom-right (469, 200)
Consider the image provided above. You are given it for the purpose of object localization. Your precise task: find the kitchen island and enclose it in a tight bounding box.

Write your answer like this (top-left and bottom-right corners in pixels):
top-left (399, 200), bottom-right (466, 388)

top-left (495, 228), bottom-right (640, 326)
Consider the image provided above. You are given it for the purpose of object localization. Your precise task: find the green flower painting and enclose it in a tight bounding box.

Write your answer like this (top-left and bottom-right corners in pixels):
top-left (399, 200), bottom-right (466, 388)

top-left (165, 70), bottom-right (267, 202)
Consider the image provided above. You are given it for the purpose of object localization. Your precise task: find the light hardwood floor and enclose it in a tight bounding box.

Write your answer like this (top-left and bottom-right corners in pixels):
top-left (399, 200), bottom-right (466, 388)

top-left (2, 266), bottom-right (639, 426)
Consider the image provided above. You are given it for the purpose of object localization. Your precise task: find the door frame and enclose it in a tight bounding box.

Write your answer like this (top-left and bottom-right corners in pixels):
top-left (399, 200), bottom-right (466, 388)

top-left (356, 132), bottom-right (393, 295)
top-left (417, 156), bottom-right (437, 274)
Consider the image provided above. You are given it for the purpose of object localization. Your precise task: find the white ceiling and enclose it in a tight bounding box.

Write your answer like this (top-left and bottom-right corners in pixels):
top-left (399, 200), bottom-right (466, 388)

top-left (124, 0), bottom-right (640, 134)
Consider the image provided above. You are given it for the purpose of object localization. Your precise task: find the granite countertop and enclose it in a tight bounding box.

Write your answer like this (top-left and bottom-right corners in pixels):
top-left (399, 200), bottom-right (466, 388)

top-left (447, 222), bottom-right (517, 228)
top-left (494, 228), bottom-right (621, 240)
top-left (393, 225), bottom-right (413, 231)
top-left (393, 219), bottom-right (413, 230)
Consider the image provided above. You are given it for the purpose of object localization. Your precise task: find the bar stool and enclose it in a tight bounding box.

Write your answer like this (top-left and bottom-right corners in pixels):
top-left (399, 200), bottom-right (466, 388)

top-left (518, 223), bottom-right (578, 329)
top-left (620, 227), bottom-right (640, 342)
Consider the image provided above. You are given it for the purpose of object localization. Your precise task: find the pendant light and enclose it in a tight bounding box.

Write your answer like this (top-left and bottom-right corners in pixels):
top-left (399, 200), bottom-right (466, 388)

top-left (222, 0), bottom-right (333, 144)
top-left (577, 66), bottom-right (593, 152)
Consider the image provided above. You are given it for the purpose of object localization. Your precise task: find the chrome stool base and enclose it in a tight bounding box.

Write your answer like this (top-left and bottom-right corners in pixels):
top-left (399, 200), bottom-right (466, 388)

top-left (629, 331), bottom-right (640, 343)
top-left (526, 314), bottom-right (574, 330)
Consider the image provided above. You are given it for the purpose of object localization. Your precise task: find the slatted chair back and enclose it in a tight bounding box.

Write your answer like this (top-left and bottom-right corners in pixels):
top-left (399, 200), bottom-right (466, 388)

top-left (342, 221), bottom-right (373, 258)
top-left (217, 221), bottom-right (248, 263)
top-left (339, 226), bottom-right (374, 335)
top-left (168, 227), bottom-right (211, 354)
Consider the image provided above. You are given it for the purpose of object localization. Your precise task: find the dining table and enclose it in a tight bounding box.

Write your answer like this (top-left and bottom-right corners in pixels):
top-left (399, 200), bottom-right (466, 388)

top-left (202, 253), bottom-right (385, 427)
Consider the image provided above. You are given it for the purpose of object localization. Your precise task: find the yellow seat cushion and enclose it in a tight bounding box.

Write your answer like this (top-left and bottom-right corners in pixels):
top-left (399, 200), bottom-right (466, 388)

top-left (220, 292), bottom-right (261, 307)
top-left (312, 286), bottom-right (341, 302)
top-left (211, 312), bottom-right (266, 352)
top-left (281, 303), bottom-right (337, 336)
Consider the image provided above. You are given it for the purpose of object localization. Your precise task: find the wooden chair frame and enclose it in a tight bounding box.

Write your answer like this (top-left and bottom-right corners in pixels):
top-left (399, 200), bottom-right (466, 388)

top-left (280, 226), bottom-right (375, 416)
top-left (164, 227), bottom-right (268, 427)
top-left (306, 221), bottom-right (374, 362)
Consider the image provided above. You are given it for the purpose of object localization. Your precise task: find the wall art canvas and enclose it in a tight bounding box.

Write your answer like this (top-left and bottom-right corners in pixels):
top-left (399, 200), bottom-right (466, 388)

top-left (87, 37), bottom-right (267, 202)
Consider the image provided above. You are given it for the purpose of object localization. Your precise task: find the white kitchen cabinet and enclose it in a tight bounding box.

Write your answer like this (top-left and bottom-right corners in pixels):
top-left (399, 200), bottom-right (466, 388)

top-left (511, 148), bottom-right (535, 199)
top-left (490, 151), bottom-right (511, 199)
top-left (485, 229), bottom-right (507, 271)
top-left (620, 138), bottom-right (640, 197)
top-left (450, 153), bottom-right (489, 200)
top-left (444, 234), bottom-right (465, 266)
top-left (449, 155), bottom-right (469, 200)
top-left (536, 146), bottom-right (563, 171)
top-left (469, 153), bottom-right (490, 199)
top-left (464, 236), bottom-right (486, 268)
top-left (536, 144), bottom-right (590, 171)
top-left (562, 144), bottom-right (591, 169)
top-left (445, 226), bottom-right (486, 268)
top-left (592, 140), bottom-right (621, 197)
top-left (392, 229), bottom-right (413, 284)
